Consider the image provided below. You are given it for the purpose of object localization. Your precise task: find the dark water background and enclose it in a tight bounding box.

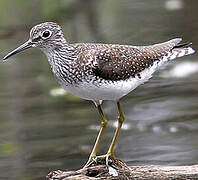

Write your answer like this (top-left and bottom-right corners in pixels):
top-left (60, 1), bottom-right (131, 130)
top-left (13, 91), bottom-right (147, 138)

top-left (0, 0), bottom-right (198, 179)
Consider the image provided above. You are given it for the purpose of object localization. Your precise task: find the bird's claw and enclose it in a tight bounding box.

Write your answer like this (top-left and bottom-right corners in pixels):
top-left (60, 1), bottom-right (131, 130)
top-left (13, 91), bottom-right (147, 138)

top-left (84, 153), bottom-right (113, 168)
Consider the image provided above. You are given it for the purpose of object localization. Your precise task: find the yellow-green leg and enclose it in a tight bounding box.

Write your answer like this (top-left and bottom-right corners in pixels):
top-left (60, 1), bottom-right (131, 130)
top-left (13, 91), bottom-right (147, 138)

top-left (107, 101), bottom-right (125, 156)
top-left (94, 101), bottom-right (125, 165)
top-left (84, 104), bottom-right (107, 167)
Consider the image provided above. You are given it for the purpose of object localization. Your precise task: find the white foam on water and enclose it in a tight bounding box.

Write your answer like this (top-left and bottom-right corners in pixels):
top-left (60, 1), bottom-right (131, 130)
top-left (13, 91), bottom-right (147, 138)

top-left (161, 62), bottom-right (198, 78)
top-left (165, 0), bottom-right (183, 11)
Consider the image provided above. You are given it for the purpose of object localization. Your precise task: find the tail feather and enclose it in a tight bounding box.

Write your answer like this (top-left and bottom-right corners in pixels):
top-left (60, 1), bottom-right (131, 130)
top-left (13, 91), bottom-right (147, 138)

top-left (174, 42), bottom-right (192, 49)
top-left (166, 39), bottom-right (195, 61)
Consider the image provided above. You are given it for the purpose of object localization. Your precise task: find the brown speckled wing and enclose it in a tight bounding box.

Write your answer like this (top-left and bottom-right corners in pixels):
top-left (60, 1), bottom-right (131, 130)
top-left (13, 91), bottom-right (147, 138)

top-left (92, 45), bottom-right (151, 80)
top-left (91, 41), bottom-right (176, 81)
top-left (74, 40), bottom-right (178, 81)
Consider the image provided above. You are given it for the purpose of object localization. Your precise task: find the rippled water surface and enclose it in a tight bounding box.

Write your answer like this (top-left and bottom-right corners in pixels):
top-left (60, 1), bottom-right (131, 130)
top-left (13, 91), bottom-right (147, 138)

top-left (0, 0), bottom-right (198, 179)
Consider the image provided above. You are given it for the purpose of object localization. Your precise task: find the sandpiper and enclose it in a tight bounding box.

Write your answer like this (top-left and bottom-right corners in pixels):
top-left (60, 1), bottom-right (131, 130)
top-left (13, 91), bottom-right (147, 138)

top-left (3, 22), bottom-right (195, 167)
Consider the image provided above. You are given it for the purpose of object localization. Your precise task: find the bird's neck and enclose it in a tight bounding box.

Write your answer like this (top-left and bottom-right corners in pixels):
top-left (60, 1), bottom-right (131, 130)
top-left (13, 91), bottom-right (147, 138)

top-left (41, 42), bottom-right (82, 86)
top-left (42, 42), bottom-right (76, 65)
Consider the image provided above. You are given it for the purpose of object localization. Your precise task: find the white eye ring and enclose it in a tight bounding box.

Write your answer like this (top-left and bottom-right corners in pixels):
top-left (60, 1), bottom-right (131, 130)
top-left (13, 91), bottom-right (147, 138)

top-left (42, 30), bottom-right (52, 39)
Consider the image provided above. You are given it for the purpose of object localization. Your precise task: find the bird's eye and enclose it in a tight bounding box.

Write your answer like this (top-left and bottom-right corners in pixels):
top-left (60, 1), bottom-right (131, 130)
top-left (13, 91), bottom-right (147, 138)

top-left (42, 30), bottom-right (51, 39)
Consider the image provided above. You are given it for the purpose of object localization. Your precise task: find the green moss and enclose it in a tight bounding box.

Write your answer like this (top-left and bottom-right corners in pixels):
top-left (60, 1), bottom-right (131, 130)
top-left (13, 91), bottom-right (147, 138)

top-left (0, 141), bottom-right (18, 156)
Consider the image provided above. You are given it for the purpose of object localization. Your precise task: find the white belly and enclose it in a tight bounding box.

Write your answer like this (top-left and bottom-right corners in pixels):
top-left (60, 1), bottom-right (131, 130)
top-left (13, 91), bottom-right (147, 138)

top-left (60, 61), bottom-right (161, 101)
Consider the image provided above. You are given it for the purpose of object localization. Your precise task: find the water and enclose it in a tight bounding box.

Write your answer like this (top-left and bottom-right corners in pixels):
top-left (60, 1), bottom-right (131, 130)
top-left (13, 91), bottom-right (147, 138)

top-left (0, 0), bottom-right (198, 179)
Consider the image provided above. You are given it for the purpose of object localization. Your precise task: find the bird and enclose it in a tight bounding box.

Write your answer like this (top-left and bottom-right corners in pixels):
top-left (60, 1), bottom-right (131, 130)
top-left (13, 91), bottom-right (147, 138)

top-left (3, 22), bottom-right (195, 167)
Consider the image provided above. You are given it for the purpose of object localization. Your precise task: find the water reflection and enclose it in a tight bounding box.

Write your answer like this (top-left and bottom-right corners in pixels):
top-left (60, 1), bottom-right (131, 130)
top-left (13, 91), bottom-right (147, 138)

top-left (0, 0), bottom-right (198, 179)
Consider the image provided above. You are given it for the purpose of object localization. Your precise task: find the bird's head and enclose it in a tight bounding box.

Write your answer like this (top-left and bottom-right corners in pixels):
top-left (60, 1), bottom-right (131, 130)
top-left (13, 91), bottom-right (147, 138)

top-left (3, 22), bottom-right (65, 60)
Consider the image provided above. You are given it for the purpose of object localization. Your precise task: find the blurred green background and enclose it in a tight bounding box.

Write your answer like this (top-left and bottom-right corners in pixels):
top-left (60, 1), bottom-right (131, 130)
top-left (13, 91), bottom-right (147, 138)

top-left (0, 0), bottom-right (198, 179)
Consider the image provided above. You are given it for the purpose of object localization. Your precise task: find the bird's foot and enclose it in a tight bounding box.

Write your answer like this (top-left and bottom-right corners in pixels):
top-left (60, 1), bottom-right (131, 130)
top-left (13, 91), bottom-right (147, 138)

top-left (83, 153), bottom-right (113, 168)
top-left (83, 155), bottom-right (97, 168)
top-left (94, 153), bottom-right (113, 166)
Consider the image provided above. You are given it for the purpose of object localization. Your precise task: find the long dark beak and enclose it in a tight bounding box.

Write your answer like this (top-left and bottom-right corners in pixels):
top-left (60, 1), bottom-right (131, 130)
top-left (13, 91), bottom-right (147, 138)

top-left (3, 40), bottom-right (33, 61)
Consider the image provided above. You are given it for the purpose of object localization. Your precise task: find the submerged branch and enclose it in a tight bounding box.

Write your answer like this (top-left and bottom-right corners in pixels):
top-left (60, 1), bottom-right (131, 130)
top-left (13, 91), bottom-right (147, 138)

top-left (46, 156), bottom-right (198, 180)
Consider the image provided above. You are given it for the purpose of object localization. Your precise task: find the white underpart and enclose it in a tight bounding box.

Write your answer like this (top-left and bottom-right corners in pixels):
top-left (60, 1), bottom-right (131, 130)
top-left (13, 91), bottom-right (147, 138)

top-left (63, 60), bottom-right (162, 101)
top-left (62, 46), bottom-right (195, 102)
